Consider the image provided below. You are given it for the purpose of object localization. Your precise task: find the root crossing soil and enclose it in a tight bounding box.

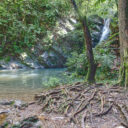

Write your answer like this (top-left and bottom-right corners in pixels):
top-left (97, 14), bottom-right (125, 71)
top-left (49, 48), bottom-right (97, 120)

top-left (0, 82), bottom-right (128, 128)
top-left (35, 82), bottom-right (128, 128)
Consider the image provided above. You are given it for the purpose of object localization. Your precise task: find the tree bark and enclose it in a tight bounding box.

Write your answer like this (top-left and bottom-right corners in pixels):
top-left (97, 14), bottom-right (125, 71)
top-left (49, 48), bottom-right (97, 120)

top-left (70, 0), bottom-right (97, 83)
top-left (118, 0), bottom-right (128, 87)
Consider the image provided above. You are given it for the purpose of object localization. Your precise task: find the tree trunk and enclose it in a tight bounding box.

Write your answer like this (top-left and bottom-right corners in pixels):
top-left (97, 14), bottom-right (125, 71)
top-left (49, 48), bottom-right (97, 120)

top-left (118, 0), bottom-right (128, 87)
top-left (81, 17), bottom-right (97, 82)
top-left (70, 0), bottom-right (97, 83)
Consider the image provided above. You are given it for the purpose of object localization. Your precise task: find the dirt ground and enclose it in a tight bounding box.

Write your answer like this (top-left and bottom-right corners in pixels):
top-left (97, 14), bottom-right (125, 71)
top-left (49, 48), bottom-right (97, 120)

top-left (0, 82), bottom-right (128, 128)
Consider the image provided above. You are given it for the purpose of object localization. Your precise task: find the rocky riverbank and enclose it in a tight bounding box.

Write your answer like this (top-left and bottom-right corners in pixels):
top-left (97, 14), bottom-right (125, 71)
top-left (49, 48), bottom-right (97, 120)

top-left (0, 82), bottom-right (128, 128)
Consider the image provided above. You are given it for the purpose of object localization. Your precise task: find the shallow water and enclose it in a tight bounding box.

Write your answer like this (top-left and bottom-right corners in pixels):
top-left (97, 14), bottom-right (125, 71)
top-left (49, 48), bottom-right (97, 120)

top-left (0, 68), bottom-right (75, 101)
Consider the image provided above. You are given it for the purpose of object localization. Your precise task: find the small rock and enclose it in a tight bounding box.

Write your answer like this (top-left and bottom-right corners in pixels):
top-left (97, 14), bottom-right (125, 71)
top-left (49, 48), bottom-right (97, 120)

top-left (21, 116), bottom-right (39, 123)
top-left (0, 100), bottom-right (14, 105)
top-left (115, 126), bottom-right (126, 128)
top-left (51, 116), bottom-right (65, 120)
top-left (14, 100), bottom-right (22, 107)
top-left (0, 110), bottom-right (9, 114)
top-left (12, 116), bottom-right (39, 128)
top-left (34, 121), bottom-right (42, 127)
top-left (21, 122), bottom-right (35, 128)
top-left (14, 100), bottom-right (28, 109)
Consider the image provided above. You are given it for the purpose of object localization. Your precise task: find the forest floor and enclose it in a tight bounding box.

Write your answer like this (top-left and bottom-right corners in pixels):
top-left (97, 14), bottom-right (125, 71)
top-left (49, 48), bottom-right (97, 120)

top-left (0, 82), bottom-right (128, 128)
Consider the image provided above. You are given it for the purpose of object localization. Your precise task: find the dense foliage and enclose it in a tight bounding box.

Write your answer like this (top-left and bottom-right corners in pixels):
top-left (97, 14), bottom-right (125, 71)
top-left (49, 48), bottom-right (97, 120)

top-left (66, 44), bottom-right (118, 80)
top-left (0, 0), bottom-right (69, 59)
top-left (0, 0), bottom-right (119, 82)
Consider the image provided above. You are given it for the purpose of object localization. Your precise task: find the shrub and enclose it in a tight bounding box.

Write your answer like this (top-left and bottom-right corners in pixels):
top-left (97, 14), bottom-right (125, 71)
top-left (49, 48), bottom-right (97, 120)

top-left (66, 45), bottom-right (117, 80)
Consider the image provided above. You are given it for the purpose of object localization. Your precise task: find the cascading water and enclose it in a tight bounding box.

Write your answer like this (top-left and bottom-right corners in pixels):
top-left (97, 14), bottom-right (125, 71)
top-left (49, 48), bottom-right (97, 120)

top-left (99, 19), bottom-right (111, 43)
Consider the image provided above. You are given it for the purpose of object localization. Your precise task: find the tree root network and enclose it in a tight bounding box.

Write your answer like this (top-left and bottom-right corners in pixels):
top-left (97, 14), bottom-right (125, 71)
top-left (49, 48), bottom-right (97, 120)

top-left (35, 82), bottom-right (128, 127)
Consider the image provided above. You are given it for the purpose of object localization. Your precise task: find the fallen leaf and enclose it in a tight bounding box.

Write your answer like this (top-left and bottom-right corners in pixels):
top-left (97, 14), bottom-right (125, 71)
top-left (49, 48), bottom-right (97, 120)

top-left (0, 112), bottom-right (8, 125)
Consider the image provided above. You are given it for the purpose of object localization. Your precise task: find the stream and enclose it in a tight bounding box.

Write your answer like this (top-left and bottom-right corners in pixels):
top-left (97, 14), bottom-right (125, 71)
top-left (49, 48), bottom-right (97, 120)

top-left (0, 69), bottom-right (79, 101)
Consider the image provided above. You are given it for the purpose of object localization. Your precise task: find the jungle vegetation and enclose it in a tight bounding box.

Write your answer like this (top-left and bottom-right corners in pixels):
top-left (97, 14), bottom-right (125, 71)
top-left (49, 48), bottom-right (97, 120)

top-left (0, 0), bottom-right (127, 87)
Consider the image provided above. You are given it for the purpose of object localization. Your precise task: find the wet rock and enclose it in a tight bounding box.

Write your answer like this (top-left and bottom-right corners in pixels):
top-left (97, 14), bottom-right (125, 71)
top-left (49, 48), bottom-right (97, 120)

top-left (0, 57), bottom-right (43, 70)
top-left (0, 60), bottom-right (25, 70)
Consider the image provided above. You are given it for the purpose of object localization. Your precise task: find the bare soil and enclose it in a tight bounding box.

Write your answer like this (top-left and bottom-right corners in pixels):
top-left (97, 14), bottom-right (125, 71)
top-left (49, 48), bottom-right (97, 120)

top-left (0, 82), bottom-right (128, 128)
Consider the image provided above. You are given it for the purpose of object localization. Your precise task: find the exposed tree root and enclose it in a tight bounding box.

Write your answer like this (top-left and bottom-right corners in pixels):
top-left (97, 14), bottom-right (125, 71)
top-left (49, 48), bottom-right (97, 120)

top-left (95, 104), bottom-right (113, 117)
top-left (114, 103), bottom-right (128, 127)
top-left (35, 82), bottom-right (128, 127)
top-left (81, 111), bottom-right (87, 128)
top-left (73, 90), bottom-right (97, 117)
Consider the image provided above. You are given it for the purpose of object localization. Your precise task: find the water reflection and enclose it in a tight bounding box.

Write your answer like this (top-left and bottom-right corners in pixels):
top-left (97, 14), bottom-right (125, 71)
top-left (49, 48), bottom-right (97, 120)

top-left (0, 69), bottom-right (83, 101)
top-left (0, 69), bottom-right (69, 101)
top-left (0, 69), bottom-right (67, 89)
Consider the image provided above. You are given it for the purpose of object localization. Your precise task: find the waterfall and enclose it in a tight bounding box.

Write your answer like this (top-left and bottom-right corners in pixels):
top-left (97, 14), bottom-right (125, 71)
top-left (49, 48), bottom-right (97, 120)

top-left (99, 19), bottom-right (111, 43)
